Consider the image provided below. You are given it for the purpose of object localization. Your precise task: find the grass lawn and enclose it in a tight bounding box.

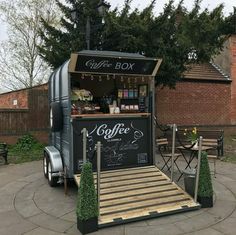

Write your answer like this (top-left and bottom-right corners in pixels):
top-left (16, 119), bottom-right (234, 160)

top-left (7, 144), bottom-right (44, 164)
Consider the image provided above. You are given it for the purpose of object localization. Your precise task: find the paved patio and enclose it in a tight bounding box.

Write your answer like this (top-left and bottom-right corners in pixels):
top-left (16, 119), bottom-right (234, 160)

top-left (0, 158), bottom-right (236, 235)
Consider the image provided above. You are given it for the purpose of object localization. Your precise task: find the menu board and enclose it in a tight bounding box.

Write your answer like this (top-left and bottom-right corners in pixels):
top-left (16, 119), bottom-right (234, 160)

top-left (73, 117), bottom-right (152, 172)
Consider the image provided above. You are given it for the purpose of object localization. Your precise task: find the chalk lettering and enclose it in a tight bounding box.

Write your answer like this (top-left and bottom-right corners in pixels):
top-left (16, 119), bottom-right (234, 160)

top-left (96, 123), bottom-right (130, 139)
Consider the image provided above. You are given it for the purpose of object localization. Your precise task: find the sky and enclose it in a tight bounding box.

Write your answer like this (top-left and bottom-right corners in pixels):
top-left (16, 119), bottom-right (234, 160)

top-left (0, 0), bottom-right (235, 41)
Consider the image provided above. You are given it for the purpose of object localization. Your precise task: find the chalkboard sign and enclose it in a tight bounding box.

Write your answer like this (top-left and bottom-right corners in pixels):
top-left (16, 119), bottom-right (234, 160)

top-left (72, 117), bottom-right (152, 172)
top-left (74, 55), bottom-right (158, 75)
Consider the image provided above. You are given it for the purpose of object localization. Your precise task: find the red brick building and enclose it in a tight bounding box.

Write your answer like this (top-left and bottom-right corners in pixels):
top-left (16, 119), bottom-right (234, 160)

top-left (156, 63), bottom-right (231, 126)
top-left (156, 35), bottom-right (236, 128)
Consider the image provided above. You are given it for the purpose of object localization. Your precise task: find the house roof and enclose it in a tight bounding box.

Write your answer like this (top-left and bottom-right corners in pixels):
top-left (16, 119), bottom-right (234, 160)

top-left (183, 62), bottom-right (231, 82)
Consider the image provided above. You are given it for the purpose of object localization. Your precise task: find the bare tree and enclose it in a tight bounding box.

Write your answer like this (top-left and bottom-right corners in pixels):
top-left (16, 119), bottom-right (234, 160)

top-left (0, 0), bottom-right (60, 91)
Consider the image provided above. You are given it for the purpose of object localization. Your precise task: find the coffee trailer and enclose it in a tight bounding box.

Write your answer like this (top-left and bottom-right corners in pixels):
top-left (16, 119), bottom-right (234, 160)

top-left (44, 50), bottom-right (161, 183)
top-left (44, 50), bottom-right (199, 226)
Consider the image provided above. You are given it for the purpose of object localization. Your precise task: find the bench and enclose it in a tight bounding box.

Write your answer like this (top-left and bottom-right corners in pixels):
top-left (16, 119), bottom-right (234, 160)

top-left (0, 142), bottom-right (8, 164)
top-left (172, 129), bottom-right (224, 157)
top-left (196, 130), bottom-right (224, 157)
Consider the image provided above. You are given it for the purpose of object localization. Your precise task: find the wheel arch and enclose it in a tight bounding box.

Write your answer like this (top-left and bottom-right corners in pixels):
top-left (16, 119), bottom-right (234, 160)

top-left (44, 146), bottom-right (63, 173)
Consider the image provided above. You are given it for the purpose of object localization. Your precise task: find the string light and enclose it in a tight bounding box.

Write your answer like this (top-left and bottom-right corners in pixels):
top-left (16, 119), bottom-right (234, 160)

top-left (99, 75), bottom-right (102, 82)
top-left (81, 74), bottom-right (85, 79)
top-left (121, 76), bottom-right (124, 82)
top-left (142, 76), bottom-right (145, 82)
top-left (91, 75), bottom-right (94, 81)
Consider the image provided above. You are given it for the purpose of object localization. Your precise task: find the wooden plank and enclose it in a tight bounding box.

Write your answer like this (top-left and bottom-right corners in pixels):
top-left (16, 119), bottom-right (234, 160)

top-left (95, 167), bottom-right (160, 178)
top-left (100, 175), bottom-right (167, 189)
top-left (100, 165), bottom-right (157, 175)
top-left (99, 200), bottom-right (198, 224)
top-left (95, 171), bottom-right (163, 183)
top-left (100, 181), bottom-right (172, 194)
top-left (100, 189), bottom-right (183, 207)
top-left (100, 194), bottom-right (190, 215)
top-left (100, 184), bottom-right (178, 200)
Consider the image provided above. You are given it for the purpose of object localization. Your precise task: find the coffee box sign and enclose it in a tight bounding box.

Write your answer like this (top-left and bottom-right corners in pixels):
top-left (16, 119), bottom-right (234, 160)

top-left (75, 55), bottom-right (157, 75)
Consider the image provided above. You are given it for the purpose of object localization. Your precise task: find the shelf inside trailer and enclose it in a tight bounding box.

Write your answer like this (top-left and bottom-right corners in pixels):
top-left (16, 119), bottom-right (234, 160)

top-left (71, 112), bottom-right (151, 119)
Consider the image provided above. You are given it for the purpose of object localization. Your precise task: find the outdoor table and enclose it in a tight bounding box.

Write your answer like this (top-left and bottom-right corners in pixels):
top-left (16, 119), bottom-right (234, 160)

top-left (176, 145), bottom-right (213, 181)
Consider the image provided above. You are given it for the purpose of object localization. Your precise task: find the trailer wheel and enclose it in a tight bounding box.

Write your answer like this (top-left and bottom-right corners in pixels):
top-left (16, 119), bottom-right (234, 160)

top-left (43, 153), bottom-right (48, 179)
top-left (50, 102), bottom-right (63, 132)
top-left (47, 160), bottom-right (58, 187)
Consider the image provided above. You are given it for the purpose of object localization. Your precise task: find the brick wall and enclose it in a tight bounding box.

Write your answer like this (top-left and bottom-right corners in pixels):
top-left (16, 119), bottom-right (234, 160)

top-left (0, 89), bottom-right (28, 109)
top-left (156, 81), bottom-right (231, 125)
top-left (0, 84), bottom-right (48, 109)
top-left (229, 34), bottom-right (236, 124)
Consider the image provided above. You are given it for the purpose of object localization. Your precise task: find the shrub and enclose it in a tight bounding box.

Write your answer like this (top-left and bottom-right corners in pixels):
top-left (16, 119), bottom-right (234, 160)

top-left (198, 151), bottom-right (213, 197)
top-left (15, 134), bottom-right (39, 151)
top-left (76, 162), bottom-right (98, 220)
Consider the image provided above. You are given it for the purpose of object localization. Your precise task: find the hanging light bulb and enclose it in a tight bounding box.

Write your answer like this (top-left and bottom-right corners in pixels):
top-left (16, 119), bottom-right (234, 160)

top-left (134, 77), bottom-right (137, 83)
top-left (107, 74), bottom-right (110, 80)
top-left (142, 76), bottom-right (145, 82)
top-left (81, 74), bottom-right (85, 79)
top-left (113, 74), bottom-right (116, 79)
top-left (121, 76), bottom-right (124, 82)
top-left (99, 75), bottom-right (102, 82)
top-left (91, 75), bottom-right (94, 81)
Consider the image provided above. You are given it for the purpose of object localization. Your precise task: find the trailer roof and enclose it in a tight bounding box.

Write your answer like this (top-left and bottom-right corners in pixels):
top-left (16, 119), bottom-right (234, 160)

top-left (77, 50), bottom-right (146, 59)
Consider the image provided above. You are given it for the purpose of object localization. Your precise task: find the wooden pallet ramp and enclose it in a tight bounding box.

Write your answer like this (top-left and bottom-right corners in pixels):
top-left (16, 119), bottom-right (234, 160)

top-left (74, 165), bottom-right (200, 227)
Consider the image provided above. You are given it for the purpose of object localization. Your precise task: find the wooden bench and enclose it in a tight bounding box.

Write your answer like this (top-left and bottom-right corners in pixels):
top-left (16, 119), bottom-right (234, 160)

top-left (197, 130), bottom-right (224, 157)
top-left (0, 142), bottom-right (8, 165)
top-left (172, 129), bottom-right (224, 157)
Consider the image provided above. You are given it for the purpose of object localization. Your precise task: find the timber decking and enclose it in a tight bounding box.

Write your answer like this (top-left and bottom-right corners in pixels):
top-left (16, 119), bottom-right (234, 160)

top-left (74, 165), bottom-right (200, 227)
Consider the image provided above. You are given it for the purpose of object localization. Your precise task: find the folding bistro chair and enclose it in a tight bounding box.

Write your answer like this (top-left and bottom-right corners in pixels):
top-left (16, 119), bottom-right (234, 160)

top-left (156, 138), bottom-right (182, 172)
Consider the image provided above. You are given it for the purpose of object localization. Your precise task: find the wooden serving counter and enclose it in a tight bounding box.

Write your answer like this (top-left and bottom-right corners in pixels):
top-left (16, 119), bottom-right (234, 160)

top-left (71, 112), bottom-right (151, 119)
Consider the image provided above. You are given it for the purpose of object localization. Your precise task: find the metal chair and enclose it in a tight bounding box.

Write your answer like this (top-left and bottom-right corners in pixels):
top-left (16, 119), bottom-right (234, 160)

top-left (156, 138), bottom-right (182, 172)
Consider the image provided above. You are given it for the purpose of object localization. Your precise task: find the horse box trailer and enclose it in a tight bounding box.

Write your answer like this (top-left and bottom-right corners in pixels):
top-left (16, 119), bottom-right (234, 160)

top-left (43, 50), bottom-right (162, 186)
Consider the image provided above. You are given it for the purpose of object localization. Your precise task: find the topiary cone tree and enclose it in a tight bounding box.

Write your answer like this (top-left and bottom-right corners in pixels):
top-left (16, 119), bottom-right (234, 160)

top-left (76, 162), bottom-right (98, 234)
top-left (197, 151), bottom-right (213, 208)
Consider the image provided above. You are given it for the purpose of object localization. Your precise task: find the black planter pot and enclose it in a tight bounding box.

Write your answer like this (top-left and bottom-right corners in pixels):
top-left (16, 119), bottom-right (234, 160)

top-left (197, 196), bottom-right (213, 208)
top-left (77, 217), bottom-right (98, 234)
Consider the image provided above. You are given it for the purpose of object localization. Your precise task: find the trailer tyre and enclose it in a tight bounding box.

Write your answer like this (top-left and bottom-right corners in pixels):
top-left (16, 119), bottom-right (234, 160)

top-left (50, 102), bottom-right (63, 132)
top-left (47, 160), bottom-right (59, 187)
top-left (43, 153), bottom-right (48, 179)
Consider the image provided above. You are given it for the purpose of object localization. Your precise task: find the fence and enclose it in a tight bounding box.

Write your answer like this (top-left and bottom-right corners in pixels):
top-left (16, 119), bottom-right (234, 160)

top-left (0, 89), bottom-right (49, 144)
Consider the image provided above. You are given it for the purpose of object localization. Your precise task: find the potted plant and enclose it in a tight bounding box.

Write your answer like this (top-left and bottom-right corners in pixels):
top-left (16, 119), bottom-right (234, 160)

top-left (197, 151), bottom-right (213, 208)
top-left (76, 162), bottom-right (98, 234)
